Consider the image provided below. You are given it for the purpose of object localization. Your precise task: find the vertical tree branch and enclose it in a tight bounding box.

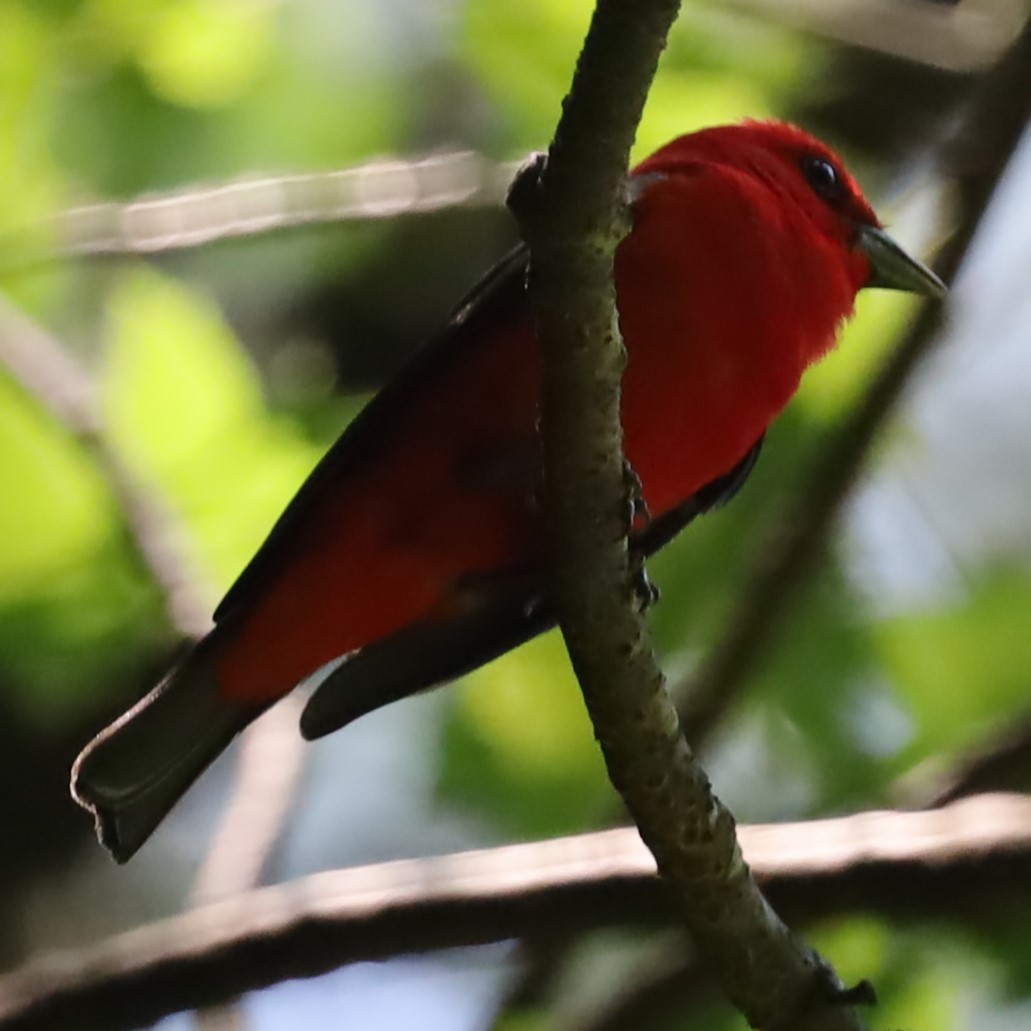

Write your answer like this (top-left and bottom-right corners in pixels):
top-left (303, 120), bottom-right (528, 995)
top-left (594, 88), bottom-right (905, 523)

top-left (508, 2), bottom-right (868, 1028)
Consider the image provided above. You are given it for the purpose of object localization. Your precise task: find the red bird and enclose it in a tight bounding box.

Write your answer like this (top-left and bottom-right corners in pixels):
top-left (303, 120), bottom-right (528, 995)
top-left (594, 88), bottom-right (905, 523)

top-left (72, 122), bottom-right (943, 861)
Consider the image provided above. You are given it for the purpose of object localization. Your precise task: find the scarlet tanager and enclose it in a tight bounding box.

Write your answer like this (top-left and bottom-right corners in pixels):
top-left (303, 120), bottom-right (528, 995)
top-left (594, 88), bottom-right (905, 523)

top-left (72, 122), bottom-right (944, 861)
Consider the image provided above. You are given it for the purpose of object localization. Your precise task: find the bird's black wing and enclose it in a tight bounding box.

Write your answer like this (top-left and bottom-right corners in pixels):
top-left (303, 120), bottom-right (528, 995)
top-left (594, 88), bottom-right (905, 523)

top-left (214, 245), bottom-right (530, 624)
top-left (300, 436), bottom-right (765, 739)
top-left (299, 570), bottom-right (550, 739)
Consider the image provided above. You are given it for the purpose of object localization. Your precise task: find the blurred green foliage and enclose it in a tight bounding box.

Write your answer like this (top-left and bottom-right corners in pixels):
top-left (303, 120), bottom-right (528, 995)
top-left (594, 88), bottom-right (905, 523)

top-left (105, 267), bottom-right (322, 588)
top-left (0, 0), bottom-right (1028, 1028)
top-left (879, 569), bottom-right (1031, 761)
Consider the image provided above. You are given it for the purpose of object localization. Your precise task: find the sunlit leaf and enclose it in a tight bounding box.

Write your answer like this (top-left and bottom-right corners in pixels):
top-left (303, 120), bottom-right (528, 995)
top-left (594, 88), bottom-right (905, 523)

top-left (103, 266), bottom-right (324, 593)
top-left (0, 372), bottom-right (112, 601)
top-left (440, 630), bottom-right (612, 837)
top-left (138, 0), bottom-right (275, 108)
top-left (877, 568), bottom-right (1031, 762)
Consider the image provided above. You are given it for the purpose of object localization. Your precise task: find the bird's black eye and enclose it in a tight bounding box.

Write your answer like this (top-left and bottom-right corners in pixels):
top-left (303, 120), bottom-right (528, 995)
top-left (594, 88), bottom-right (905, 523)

top-left (801, 156), bottom-right (843, 202)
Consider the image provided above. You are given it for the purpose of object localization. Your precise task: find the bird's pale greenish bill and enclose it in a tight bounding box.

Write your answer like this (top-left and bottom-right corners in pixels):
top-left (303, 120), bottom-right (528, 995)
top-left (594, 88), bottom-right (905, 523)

top-left (858, 224), bottom-right (946, 298)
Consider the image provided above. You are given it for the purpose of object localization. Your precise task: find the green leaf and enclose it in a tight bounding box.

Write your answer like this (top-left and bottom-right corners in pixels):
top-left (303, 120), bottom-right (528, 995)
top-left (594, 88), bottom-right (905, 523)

top-left (0, 370), bottom-right (113, 602)
top-left (877, 568), bottom-right (1031, 763)
top-left (138, 0), bottom-right (275, 108)
top-left (0, 333), bottom-right (164, 726)
top-left (103, 266), bottom-right (323, 593)
top-left (440, 630), bottom-right (612, 837)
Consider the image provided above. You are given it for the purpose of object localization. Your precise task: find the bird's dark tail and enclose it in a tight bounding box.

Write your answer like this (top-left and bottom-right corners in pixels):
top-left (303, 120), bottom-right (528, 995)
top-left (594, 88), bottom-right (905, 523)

top-left (71, 635), bottom-right (261, 863)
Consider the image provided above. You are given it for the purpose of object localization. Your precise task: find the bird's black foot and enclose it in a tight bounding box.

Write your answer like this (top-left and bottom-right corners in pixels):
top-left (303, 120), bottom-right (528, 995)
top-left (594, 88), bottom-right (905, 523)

top-left (622, 459), bottom-right (650, 532)
top-left (630, 561), bottom-right (660, 611)
top-left (783, 965), bottom-right (877, 1031)
top-left (827, 979), bottom-right (878, 1008)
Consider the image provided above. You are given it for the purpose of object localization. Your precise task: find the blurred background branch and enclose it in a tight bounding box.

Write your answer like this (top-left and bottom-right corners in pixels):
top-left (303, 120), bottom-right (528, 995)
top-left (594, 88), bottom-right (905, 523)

top-left (189, 693), bottom-right (308, 1031)
top-left (4, 792), bottom-right (1031, 1031)
top-left (730, 0), bottom-right (1025, 70)
top-left (3, 153), bottom-right (516, 272)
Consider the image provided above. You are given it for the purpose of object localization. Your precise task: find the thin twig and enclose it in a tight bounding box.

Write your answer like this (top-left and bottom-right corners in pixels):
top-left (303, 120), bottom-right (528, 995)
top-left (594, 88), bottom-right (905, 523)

top-left (676, 14), bottom-right (1031, 749)
top-left (190, 693), bottom-right (308, 1031)
top-left (3, 793), bottom-right (1031, 1031)
top-left (190, 694), bottom-right (308, 908)
top-left (899, 714), bottom-right (1031, 807)
top-left (0, 298), bottom-right (211, 638)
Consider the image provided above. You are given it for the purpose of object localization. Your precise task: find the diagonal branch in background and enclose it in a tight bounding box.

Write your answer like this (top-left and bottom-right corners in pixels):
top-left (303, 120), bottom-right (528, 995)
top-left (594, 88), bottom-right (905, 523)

top-left (676, 11), bottom-right (1031, 748)
top-left (730, 0), bottom-right (1026, 72)
top-left (4, 792), bottom-right (1031, 1031)
top-left (901, 713), bottom-right (1031, 807)
top-left (0, 298), bottom-right (211, 639)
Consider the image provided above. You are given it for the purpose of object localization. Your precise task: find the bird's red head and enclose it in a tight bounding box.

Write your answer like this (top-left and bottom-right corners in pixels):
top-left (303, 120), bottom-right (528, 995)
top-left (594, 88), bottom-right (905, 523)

top-left (635, 120), bottom-right (876, 243)
top-left (632, 120), bottom-right (943, 300)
